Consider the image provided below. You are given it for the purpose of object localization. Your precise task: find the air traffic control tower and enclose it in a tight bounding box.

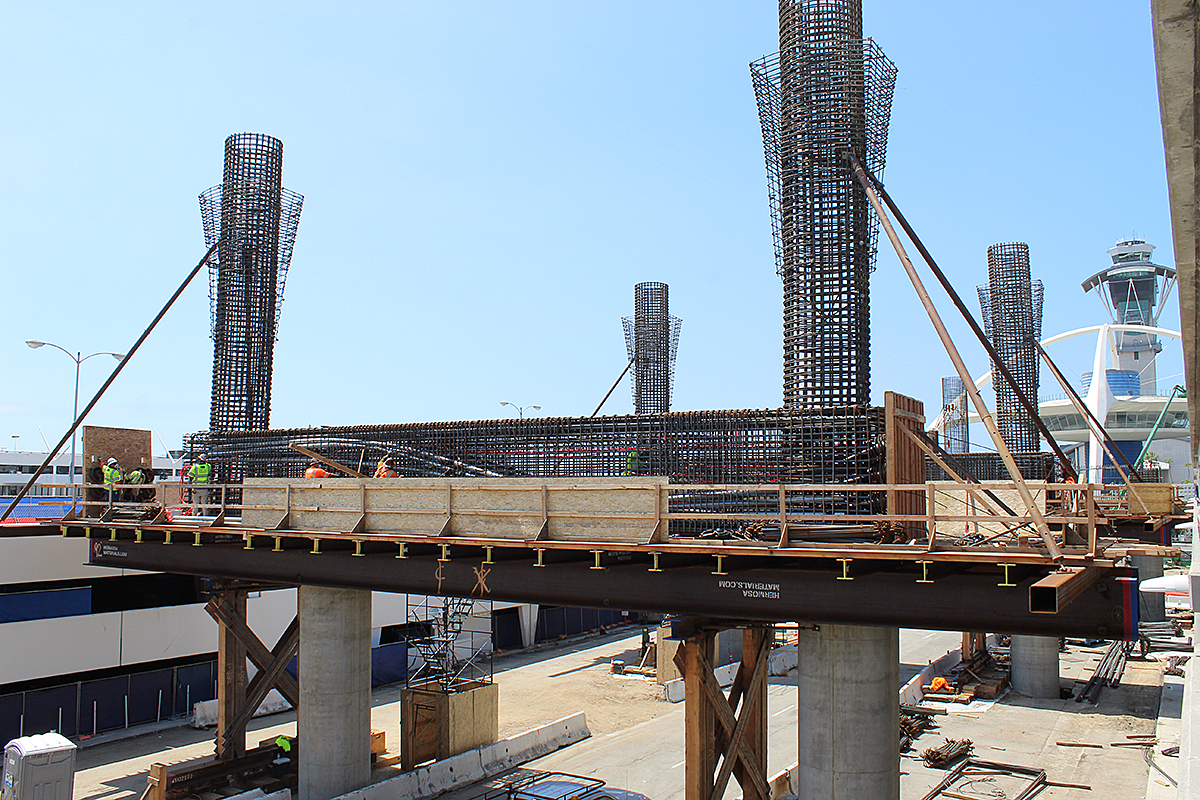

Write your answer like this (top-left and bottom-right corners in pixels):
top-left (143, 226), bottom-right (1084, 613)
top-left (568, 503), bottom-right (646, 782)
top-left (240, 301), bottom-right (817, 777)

top-left (1082, 237), bottom-right (1176, 396)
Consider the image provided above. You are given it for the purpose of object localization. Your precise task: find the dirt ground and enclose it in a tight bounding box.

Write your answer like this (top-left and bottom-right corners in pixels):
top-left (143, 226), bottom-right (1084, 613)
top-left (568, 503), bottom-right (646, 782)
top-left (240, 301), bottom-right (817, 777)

top-left (488, 630), bottom-right (668, 738)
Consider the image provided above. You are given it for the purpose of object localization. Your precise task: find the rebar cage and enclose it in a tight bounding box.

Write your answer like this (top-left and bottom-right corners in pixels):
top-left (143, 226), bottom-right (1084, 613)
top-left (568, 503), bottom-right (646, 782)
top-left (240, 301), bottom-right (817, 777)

top-left (752, 0), bottom-right (897, 410)
top-left (185, 406), bottom-right (887, 521)
top-left (621, 282), bottom-right (682, 415)
top-left (978, 242), bottom-right (1044, 454)
top-left (199, 133), bottom-right (304, 439)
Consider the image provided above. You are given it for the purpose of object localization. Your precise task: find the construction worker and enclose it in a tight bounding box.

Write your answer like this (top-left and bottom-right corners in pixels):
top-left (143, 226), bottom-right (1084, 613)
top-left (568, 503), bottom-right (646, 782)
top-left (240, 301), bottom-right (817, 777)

top-left (624, 448), bottom-right (643, 476)
top-left (102, 457), bottom-right (123, 505)
top-left (124, 467), bottom-right (147, 502)
top-left (186, 453), bottom-right (214, 516)
top-left (271, 735), bottom-right (294, 776)
top-left (305, 459), bottom-right (330, 479)
top-left (374, 455), bottom-right (398, 478)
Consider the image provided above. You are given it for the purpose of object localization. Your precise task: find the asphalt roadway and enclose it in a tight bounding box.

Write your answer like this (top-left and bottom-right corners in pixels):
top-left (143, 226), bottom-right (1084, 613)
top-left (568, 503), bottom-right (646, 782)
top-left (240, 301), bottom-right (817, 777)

top-left (72, 626), bottom-right (1174, 800)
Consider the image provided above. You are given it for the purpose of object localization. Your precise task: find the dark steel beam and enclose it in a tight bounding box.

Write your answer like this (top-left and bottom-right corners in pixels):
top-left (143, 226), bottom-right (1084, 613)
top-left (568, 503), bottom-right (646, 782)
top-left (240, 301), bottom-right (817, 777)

top-left (87, 538), bottom-right (1136, 639)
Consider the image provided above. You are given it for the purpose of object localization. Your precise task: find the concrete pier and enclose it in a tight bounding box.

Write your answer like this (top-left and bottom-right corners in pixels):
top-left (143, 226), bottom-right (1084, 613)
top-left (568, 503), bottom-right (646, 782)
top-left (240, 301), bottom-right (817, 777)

top-left (299, 586), bottom-right (372, 800)
top-left (1131, 554), bottom-right (1166, 623)
top-left (1009, 635), bottom-right (1060, 698)
top-left (797, 624), bottom-right (899, 800)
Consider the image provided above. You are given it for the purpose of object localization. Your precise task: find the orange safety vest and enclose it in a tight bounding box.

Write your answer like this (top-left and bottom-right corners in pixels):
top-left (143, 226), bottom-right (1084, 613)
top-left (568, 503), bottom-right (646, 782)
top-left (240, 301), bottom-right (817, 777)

top-left (374, 462), bottom-right (397, 478)
top-left (305, 466), bottom-right (329, 478)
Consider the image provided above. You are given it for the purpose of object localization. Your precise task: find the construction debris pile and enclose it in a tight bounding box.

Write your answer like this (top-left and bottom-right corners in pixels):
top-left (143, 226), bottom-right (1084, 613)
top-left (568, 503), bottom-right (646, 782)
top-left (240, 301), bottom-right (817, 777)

top-left (920, 650), bottom-right (1009, 705)
top-left (900, 706), bottom-right (939, 752)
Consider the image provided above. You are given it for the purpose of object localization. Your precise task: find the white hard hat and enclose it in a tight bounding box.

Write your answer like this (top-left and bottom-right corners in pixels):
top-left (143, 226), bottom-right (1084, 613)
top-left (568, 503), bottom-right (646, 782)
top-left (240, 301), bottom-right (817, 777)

top-left (106, 457), bottom-right (118, 466)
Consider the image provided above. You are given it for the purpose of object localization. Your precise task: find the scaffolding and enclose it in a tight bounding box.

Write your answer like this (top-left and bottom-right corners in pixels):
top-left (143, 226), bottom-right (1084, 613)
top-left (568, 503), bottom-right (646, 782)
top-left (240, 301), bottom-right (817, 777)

top-left (751, 0), bottom-right (896, 410)
top-left (199, 133), bottom-right (304, 439)
top-left (404, 596), bottom-right (494, 691)
top-left (978, 242), bottom-right (1044, 455)
top-left (622, 282), bottom-right (682, 415)
top-left (941, 376), bottom-right (968, 454)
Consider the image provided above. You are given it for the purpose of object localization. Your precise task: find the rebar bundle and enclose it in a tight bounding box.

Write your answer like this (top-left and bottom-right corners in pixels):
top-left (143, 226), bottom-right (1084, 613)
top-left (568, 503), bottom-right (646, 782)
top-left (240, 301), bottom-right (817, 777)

top-left (751, 0), bottom-right (896, 410)
top-left (920, 738), bottom-right (973, 768)
top-left (622, 282), bottom-right (682, 415)
top-left (941, 376), bottom-right (968, 454)
top-left (1075, 640), bottom-right (1132, 704)
top-left (199, 133), bottom-right (304, 437)
top-left (978, 243), bottom-right (1043, 454)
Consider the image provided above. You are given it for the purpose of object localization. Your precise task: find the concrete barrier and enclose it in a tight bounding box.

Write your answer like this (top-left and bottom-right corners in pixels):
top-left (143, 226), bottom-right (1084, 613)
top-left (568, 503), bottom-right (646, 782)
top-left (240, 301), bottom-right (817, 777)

top-left (768, 644), bottom-right (797, 676)
top-left (330, 712), bottom-right (590, 800)
top-left (190, 689), bottom-right (291, 728)
top-left (663, 659), bottom-right (740, 703)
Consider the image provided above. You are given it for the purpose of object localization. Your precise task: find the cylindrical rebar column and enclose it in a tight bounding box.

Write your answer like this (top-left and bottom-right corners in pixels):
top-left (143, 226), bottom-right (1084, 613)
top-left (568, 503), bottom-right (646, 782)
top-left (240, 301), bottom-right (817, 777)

top-left (200, 133), bottom-right (304, 435)
top-left (623, 282), bottom-right (679, 414)
top-left (979, 242), bottom-right (1043, 454)
top-left (778, 0), bottom-right (871, 409)
top-left (209, 134), bottom-right (284, 432)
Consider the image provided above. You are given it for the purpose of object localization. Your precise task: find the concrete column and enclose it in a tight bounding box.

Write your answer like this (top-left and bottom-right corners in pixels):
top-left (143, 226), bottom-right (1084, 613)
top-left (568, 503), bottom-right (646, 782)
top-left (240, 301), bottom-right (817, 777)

top-left (299, 586), bottom-right (372, 800)
top-left (797, 624), bottom-right (899, 800)
top-left (518, 603), bottom-right (539, 648)
top-left (1009, 635), bottom-right (1059, 698)
top-left (1131, 554), bottom-right (1166, 623)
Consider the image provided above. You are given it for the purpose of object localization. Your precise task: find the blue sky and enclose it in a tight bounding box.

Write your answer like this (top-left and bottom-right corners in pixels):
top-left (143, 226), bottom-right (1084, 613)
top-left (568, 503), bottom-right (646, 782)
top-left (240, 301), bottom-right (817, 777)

top-left (0, 1), bottom-right (1180, 456)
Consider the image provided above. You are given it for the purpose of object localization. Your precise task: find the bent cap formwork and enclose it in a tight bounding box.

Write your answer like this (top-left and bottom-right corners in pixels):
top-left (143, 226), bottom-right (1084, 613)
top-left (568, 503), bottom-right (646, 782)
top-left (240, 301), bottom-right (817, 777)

top-left (199, 133), bottom-right (304, 435)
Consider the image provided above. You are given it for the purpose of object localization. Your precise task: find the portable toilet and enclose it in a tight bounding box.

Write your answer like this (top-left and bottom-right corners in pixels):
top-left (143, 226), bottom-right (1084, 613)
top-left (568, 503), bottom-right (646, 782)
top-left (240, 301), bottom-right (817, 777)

top-left (2, 733), bottom-right (76, 800)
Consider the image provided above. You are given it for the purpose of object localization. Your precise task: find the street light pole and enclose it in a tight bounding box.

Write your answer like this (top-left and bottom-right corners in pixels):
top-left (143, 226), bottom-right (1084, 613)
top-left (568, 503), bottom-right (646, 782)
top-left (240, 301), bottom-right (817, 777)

top-left (26, 341), bottom-right (125, 505)
top-left (499, 401), bottom-right (541, 420)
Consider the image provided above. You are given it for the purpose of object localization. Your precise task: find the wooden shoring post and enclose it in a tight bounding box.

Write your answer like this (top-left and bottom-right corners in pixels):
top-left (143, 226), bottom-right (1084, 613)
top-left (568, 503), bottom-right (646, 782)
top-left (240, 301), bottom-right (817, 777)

top-left (438, 485), bottom-right (453, 537)
top-left (777, 485), bottom-right (788, 547)
top-left (846, 152), bottom-right (1062, 562)
top-left (147, 763), bottom-right (169, 800)
top-left (682, 632), bottom-right (717, 800)
top-left (730, 628), bottom-right (769, 800)
top-left (219, 616), bottom-right (300, 753)
top-left (213, 587), bottom-right (248, 760)
top-left (885, 392), bottom-right (899, 521)
top-left (885, 392), bottom-right (926, 539)
top-left (205, 596), bottom-right (300, 708)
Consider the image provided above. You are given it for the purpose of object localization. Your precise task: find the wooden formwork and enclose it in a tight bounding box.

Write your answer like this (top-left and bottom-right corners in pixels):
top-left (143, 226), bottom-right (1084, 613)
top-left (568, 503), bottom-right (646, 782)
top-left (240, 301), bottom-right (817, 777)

top-left (885, 392), bottom-right (926, 540)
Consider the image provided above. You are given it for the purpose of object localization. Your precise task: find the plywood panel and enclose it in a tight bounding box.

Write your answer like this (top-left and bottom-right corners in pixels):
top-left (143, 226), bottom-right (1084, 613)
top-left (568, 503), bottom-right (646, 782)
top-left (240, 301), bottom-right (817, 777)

top-left (242, 477), bottom-right (667, 542)
top-left (932, 482), bottom-right (1047, 539)
top-left (81, 425), bottom-right (152, 477)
